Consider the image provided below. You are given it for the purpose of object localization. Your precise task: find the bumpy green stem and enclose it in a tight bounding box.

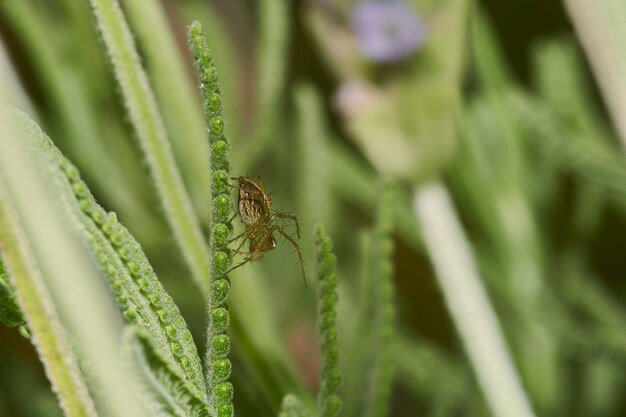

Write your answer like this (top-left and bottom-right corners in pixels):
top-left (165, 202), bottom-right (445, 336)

top-left (188, 21), bottom-right (234, 417)
top-left (314, 224), bottom-right (343, 417)
top-left (364, 180), bottom-right (396, 417)
top-left (88, 0), bottom-right (210, 293)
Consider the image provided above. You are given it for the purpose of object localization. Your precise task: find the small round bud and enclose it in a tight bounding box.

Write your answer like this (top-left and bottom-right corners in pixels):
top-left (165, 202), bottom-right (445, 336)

top-left (211, 308), bottom-right (230, 333)
top-left (211, 335), bottom-right (230, 357)
top-left (213, 223), bottom-right (230, 248)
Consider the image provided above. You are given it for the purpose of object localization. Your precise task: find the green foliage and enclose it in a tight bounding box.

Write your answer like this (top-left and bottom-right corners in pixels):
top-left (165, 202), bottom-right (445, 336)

top-left (9, 107), bottom-right (207, 398)
top-left (123, 0), bottom-right (210, 219)
top-left (314, 225), bottom-right (343, 417)
top-left (1, 1), bottom-right (626, 417)
top-left (188, 21), bottom-right (234, 417)
top-left (278, 395), bottom-right (311, 417)
top-left (363, 182), bottom-right (396, 417)
top-left (240, 0), bottom-right (290, 170)
top-left (342, 181), bottom-right (396, 417)
top-left (0, 255), bottom-right (27, 334)
top-left (88, 0), bottom-right (210, 292)
top-left (123, 328), bottom-right (211, 417)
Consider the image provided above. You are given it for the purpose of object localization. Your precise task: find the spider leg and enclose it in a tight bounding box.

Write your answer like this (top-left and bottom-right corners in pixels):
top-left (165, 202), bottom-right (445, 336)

top-left (232, 233), bottom-right (249, 253)
top-left (227, 219), bottom-right (268, 257)
top-left (271, 212), bottom-right (301, 239)
top-left (227, 223), bottom-right (261, 246)
top-left (230, 175), bottom-right (263, 182)
top-left (224, 231), bottom-right (270, 275)
top-left (224, 251), bottom-right (264, 275)
top-left (272, 225), bottom-right (307, 287)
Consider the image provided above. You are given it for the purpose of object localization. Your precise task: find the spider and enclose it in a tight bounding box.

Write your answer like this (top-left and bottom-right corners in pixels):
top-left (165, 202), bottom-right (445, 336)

top-left (225, 176), bottom-right (307, 286)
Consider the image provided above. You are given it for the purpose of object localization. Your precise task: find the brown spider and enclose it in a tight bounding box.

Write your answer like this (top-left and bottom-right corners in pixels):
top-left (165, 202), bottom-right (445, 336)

top-left (225, 176), bottom-right (307, 286)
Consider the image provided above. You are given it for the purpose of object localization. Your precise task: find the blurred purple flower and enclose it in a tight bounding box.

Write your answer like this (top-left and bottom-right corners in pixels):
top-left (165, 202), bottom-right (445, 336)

top-left (351, 0), bottom-right (425, 63)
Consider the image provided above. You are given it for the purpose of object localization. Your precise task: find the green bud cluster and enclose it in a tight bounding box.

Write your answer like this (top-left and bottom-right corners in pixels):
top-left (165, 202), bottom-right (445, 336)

top-left (189, 20), bottom-right (234, 416)
top-left (315, 224), bottom-right (343, 417)
top-left (366, 180), bottom-right (396, 417)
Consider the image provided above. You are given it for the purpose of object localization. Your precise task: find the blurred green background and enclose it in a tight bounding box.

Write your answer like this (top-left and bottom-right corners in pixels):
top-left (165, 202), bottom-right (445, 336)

top-left (1, 0), bottom-right (626, 416)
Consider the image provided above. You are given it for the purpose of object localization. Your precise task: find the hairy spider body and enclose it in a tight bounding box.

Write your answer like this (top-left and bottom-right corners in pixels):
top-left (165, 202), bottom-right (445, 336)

top-left (238, 176), bottom-right (272, 226)
top-left (226, 176), bottom-right (306, 285)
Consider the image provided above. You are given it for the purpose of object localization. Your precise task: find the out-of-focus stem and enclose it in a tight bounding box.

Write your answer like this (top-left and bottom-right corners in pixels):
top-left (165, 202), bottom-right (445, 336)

top-left (413, 182), bottom-right (536, 417)
top-left (564, 0), bottom-right (626, 149)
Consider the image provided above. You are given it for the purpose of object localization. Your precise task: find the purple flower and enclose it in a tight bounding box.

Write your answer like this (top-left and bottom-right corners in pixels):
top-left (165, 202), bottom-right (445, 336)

top-left (351, 0), bottom-right (425, 63)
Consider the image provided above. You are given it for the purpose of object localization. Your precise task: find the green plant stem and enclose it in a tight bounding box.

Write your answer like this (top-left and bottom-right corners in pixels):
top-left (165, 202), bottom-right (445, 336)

top-left (564, 0), bottom-right (626, 148)
top-left (88, 0), bottom-right (210, 293)
top-left (314, 225), bottom-right (342, 417)
top-left (413, 183), bottom-right (536, 417)
top-left (188, 21), bottom-right (234, 417)
top-left (363, 181), bottom-right (396, 417)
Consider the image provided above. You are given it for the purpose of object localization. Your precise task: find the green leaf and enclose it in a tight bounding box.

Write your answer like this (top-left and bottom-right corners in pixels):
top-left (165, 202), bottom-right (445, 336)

top-left (0, 255), bottom-right (27, 334)
top-left (124, 0), bottom-right (210, 220)
top-left (565, 0), bottom-right (626, 147)
top-left (8, 107), bottom-right (207, 398)
top-left (88, 0), bottom-right (210, 293)
top-left (5, 104), bottom-right (170, 412)
top-left (239, 0), bottom-right (290, 169)
top-left (123, 327), bottom-right (212, 417)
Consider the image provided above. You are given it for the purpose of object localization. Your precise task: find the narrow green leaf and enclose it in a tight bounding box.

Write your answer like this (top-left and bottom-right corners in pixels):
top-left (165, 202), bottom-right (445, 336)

top-left (239, 0), bottom-right (289, 169)
top-left (511, 92), bottom-right (626, 216)
top-left (8, 107), bottom-right (207, 398)
top-left (0, 182), bottom-right (97, 417)
top-left (295, 84), bottom-right (335, 246)
top-left (0, 255), bottom-right (27, 334)
top-left (565, 0), bottom-right (626, 147)
top-left (88, 0), bottom-right (210, 293)
top-left (123, 327), bottom-right (212, 417)
top-left (124, 0), bottom-right (210, 220)
top-left (0, 110), bottom-right (144, 416)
